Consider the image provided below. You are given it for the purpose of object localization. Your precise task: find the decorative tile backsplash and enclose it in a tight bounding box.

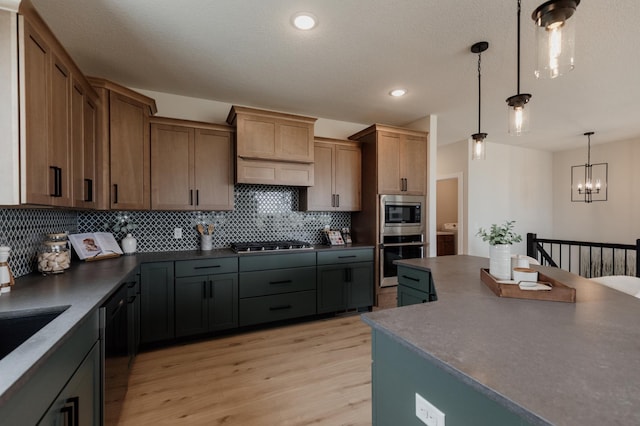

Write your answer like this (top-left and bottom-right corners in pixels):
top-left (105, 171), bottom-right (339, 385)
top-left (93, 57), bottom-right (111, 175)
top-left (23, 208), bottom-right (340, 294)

top-left (2, 185), bottom-right (350, 278)
top-left (0, 209), bottom-right (77, 278)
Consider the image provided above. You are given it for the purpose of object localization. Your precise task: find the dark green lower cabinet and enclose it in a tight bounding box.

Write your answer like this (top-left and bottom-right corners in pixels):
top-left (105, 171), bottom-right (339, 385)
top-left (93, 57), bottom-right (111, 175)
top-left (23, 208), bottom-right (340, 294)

top-left (317, 263), bottom-right (373, 313)
top-left (140, 262), bottom-right (175, 344)
top-left (372, 330), bottom-right (532, 425)
top-left (38, 343), bottom-right (100, 425)
top-left (397, 265), bottom-right (437, 307)
top-left (175, 273), bottom-right (238, 337)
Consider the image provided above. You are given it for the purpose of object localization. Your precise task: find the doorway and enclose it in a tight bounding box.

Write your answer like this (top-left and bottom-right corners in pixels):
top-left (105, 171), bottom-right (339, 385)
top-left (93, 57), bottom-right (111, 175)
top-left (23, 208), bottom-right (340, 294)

top-left (436, 174), bottom-right (463, 255)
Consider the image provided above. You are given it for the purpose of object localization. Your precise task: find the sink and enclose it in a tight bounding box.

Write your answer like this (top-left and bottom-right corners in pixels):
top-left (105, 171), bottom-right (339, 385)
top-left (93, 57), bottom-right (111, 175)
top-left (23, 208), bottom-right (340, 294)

top-left (0, 306), bottom-right (69, 360)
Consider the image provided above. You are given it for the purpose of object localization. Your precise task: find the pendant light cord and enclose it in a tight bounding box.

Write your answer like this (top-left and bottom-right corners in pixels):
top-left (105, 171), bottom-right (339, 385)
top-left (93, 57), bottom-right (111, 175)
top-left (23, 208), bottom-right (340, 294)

top-left (587, 133), bottom-right (591, 165)
top-left (477, 52), bottom-right (482, 134)
top-left (517, 0), bottom-right (521, 94)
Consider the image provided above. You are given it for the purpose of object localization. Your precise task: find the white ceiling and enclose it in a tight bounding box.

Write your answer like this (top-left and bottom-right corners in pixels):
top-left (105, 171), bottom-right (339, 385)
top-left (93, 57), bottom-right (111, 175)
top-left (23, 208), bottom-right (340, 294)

top-left (30, 0), bottom-right (640, 151)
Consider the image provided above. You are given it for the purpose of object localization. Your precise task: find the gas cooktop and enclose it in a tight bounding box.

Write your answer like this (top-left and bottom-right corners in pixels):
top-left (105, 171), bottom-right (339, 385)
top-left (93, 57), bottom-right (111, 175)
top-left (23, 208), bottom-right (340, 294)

top-left (229, 240), bottom-right (314, 253)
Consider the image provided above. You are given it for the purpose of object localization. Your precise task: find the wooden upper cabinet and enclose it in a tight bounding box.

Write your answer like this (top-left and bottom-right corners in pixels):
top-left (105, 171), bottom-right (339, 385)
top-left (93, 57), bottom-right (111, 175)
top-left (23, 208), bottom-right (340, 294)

top-left (350, 124), bottom-right (428, 196)
top-left (194, 127), bottom-right (234, 210)
top-left (109, 92), bottom-right (150, 210)
top-left (150, 117), bottom-right (234, 211)
top-left (16, 7), bottom-right (99, 208)
top-left (227, 106), bottom-right (316, 186)
top-left (21, 19), bottom-right (51, 205)
top-left (49, 54), bottom-right (72, 207)
top-left (301, 138), bottom-right (361, 211)
top-left (89, 77), bottom-right (156, 210)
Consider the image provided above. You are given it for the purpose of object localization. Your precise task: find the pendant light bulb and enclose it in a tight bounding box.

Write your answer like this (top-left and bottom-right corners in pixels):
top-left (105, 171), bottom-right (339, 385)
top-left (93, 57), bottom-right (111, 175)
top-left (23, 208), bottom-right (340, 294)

top-left (532, 0), bottom-right (580, 79)
top-left (507, 0), bottom-right (532, 136)
top-left (472, 134), bottom-right (487, 161)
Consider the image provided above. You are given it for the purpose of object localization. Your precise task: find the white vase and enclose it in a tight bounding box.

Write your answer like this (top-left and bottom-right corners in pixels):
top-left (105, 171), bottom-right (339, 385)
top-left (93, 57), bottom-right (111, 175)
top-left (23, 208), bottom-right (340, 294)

top-left (121, 234), bottom-right (137, 255)
top-left (489, 244), bottom-right (511, 280)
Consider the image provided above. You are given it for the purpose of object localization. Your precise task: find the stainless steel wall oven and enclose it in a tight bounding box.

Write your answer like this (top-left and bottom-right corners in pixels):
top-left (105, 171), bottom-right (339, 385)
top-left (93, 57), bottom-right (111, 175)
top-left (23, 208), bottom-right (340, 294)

top-left (379, 195), bottom-right (425, 287)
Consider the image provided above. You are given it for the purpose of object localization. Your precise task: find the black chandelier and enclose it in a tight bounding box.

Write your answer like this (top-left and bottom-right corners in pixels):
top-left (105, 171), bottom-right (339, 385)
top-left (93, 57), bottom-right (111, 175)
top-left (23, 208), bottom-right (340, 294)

top-left (571, 132), bottom-right (608, 203)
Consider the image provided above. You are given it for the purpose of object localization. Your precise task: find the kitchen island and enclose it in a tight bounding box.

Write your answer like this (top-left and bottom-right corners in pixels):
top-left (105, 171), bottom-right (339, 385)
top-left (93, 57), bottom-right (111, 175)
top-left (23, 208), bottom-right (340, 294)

top-left (362, 255), bottom-right (640, 426)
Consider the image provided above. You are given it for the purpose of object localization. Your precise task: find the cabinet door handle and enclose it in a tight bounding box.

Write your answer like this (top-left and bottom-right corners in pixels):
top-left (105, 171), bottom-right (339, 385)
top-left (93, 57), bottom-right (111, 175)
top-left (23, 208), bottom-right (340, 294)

top-left (189, 189), bottom-right (194, 206)
top-left (62, 396), bottom-right (79, 426)
top-left (113, 184), bottom-right (118, 204)
top-left (336, 194), bottom-right (340, 207)
top-left (401, 274), bottom-right (420, 282)
top-left (194, 265), bottom-right (220, 269)
top-left (269, 280), bottom-right (292, 285)
top-left (196, 189), bottom-right (199, 206)
top-left (56, 168), bottom-right (62, 197)
top-left (50, 166), bottom-right (62, 197)
top-left (331, 194), bottom-right (335, 207)
top-left (84, 178), bottom-right (93, 202)
top-left (345, 268), bottom-right (352, 282)
top-left (269, 305), bottom-right (292, 311)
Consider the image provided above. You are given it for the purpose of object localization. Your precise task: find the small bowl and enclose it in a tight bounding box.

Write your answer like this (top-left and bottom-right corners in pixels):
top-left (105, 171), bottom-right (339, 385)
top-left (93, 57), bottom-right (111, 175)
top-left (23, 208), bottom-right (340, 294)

top-left (513, 267), bottom-right (538, 283)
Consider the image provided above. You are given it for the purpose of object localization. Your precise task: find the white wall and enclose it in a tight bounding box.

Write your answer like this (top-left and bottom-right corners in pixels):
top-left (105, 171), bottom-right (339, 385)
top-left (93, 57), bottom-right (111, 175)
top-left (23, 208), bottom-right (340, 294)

top-left (468, 141), bottom-right (553, 257)
top-left (552, 137), bottom-right (640, 244)
top-left (0, 10), bottom-right (20, 204)
top-left (134, 88), bottom-right (368, 140)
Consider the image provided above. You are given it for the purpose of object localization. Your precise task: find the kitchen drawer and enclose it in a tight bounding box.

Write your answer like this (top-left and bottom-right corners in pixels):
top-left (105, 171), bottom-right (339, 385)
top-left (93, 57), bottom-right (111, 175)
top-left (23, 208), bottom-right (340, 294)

top-left (239, 266), bottom-right (316, 298)
top-left (175, 257), bottom-right (238, 277)
top-left (397, 284), bottom-right (430, 307)
top-left (316, 248), bottom-right (373, 265)
top-left (239, 252), bottom-right (316, 272)
top-left (397, 266), bottom-right (433, 293)
top-left (239, 290), bottom-right (316, 326)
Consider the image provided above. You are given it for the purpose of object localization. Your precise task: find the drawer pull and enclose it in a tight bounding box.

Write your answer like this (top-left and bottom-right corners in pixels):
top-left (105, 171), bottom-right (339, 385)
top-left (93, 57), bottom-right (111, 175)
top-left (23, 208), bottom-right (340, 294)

top-left (401, 275), bottom-right (420, 282)
top-left (194, 265), bottom-right (221, 269)
top-left (269, 280), bottom-right (292, 285)
top-left (338, 255), bottom-right (357, 259)
top-left (269, 305), bottom-right (292, 311)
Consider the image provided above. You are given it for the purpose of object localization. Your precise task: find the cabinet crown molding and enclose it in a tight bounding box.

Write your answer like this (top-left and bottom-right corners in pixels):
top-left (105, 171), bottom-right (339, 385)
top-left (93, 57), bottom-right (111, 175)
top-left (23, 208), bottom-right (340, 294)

top-left (87, 77), bottom-right (157, 115)
top-left (348, 123), bottom-right (428, 141)
top-left (226, 105), bottom-right (317, 126)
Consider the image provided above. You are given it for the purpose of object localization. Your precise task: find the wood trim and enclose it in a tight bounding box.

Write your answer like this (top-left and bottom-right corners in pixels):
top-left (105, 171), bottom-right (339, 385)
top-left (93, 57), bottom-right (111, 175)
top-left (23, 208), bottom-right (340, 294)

top-left (87, 76), bottom-right (157, 115)
top-left (314, 136), bottom-right (361, 148)
top-left (226, 105), bottom-right (317, 126)
top-left (150, 116), bottom-right (234, 132)
top-left (348, 123), bottom-right (428, 141)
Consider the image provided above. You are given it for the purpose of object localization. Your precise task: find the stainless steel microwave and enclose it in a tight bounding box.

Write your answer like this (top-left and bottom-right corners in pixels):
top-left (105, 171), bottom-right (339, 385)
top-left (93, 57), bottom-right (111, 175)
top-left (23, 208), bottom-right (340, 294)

top-left (380, 194), bottom-right (425, 236)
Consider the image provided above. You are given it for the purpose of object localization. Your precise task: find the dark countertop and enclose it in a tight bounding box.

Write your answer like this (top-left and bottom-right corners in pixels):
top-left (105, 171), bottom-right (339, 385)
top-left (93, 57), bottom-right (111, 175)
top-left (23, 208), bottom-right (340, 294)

top-left (0, 243), bottom-right (373, 406)
top-left (361, 255), bottom-right (640, 426)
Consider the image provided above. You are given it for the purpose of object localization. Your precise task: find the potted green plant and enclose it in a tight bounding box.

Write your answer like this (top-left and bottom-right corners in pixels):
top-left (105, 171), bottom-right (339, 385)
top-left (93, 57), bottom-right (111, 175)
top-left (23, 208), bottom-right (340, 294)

top-left (477, 220), bottom-right (522, 279)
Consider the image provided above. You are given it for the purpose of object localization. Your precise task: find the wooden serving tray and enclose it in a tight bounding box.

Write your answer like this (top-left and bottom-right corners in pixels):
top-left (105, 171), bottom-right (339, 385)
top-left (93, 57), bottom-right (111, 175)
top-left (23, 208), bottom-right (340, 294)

top-left (480, 268), bottom-right (576, 303)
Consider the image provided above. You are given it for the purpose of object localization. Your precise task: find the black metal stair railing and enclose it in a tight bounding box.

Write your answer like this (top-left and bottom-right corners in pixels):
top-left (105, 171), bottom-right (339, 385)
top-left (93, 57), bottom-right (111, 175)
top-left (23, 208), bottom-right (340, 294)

top-left (527, 233), bottom-right (640, 278)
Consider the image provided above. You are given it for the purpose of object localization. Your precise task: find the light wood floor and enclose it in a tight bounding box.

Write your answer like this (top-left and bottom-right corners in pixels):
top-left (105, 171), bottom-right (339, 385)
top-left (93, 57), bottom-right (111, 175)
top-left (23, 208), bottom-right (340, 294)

top-left (118, 315), bottom-right (372, 425)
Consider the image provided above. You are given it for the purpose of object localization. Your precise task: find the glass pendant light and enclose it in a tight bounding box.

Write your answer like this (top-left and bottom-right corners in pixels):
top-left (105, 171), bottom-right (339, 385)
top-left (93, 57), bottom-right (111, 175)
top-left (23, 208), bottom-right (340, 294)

top-left (471, 41), bottom-right (489, 160)
top-left (532, 0), bottom-right (580, 79)
top-left (507, 0), bottom-right (532, 135)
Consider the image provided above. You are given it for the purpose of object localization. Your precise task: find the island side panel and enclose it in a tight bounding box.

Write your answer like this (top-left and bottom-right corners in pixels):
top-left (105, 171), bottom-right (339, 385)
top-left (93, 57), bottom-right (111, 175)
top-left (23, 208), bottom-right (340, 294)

top-left (371, 329), bottom-right (537, 426)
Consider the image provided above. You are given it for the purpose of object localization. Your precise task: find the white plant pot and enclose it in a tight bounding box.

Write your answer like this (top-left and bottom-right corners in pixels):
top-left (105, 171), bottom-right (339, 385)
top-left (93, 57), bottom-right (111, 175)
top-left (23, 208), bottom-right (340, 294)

top-left (121, 234), bottom-right (137, 255)
top-left (489, 244), bottom-right (511, 280)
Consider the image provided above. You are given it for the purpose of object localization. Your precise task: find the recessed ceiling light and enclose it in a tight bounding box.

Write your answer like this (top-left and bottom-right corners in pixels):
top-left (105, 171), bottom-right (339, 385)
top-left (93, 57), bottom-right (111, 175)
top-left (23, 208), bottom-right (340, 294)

top-left (389, 89), bottom-right (407, 97)
top-left (292, 12), bottom-right (317, 30)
